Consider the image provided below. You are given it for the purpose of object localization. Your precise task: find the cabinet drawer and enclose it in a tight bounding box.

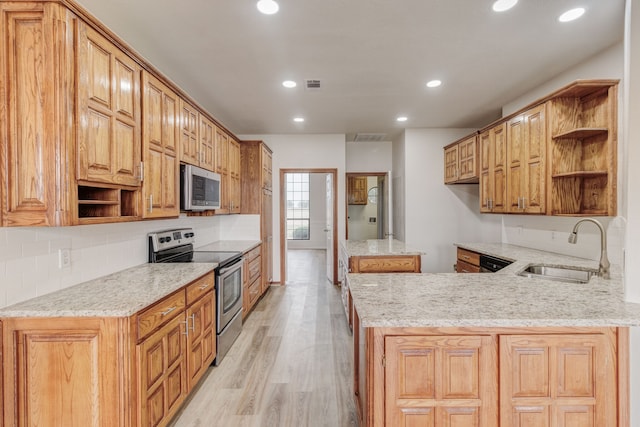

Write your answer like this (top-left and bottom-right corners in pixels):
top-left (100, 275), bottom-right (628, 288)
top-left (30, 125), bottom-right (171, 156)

top-left (137, 291), bottom-right (186, 341)
top-left (247, 256), bottom-right (261, 284)
top-left (353, 256), bottom-right (419, 273)
top-left (186, 272), bottom-right (215, 306)
top-left (248, 276), bottom-right (261, 306)
top-left (457, 248), bottom-right (480, 267)
top-left (244, 245), bottom-right (261, 262)
top-left (456, 260), bottom-right (481, 273)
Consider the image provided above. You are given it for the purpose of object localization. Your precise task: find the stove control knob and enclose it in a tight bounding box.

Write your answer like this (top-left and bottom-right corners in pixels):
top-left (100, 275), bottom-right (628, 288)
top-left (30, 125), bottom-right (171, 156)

top-left (159, 237), bottom-right (166, 243)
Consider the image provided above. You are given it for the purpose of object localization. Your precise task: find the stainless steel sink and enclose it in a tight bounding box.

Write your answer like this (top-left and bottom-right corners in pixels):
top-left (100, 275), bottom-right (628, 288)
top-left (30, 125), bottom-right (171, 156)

top-left (518, 265), bottom-right (596, 284)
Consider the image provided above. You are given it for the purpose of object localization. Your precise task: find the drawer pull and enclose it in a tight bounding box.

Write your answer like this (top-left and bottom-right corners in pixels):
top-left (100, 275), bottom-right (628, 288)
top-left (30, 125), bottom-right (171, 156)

top-left (199, 284), bottom-right (210, 290)
top-left (161, 306), bottom-right (177, 316)
top-left (462, 255), bottom-right (470, 260)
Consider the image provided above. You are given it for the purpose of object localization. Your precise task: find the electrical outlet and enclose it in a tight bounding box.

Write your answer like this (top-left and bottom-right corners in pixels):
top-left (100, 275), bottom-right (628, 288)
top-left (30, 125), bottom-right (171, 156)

top-left (59, 248), bottom-right (71, 269)
top-left (551, 231), bottom-right (556, 240)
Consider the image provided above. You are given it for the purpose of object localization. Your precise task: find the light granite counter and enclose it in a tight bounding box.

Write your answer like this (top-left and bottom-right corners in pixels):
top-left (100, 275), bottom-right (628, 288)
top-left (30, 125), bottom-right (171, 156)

top-left (0, 263), bottom-right (216, 318)
top-left (340, 239), bottom-right (424, 257)
top-left (349, 243), bottom-right (640, 328)
top-left (196, 240), bottom-right (261, 253)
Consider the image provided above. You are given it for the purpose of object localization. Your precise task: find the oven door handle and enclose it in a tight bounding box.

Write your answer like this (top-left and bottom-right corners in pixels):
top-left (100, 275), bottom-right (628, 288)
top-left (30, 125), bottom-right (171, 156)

top-left (219, 260), bottom-right (243, 276)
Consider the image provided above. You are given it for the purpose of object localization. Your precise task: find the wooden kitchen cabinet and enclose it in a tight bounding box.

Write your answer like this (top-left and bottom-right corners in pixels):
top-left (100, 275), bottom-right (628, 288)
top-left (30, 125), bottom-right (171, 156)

top-left (359, 325), bottom-right (626, 427)
top-left (479, 123), bottom-right (507, 213)
top-left (385, 334), bottom-right (498, 426)
top-left (506, 103), bottom-right (546, 214)
top-left (349, 255), bottom-right (421, 273)
top-left (0, 2), bottom-right (76, 226)
top-left (185, 274), bottom-right (216, 391)
top-left (242, 244), bottom-right (262, 318)
top-left (77, 21), bottom-right (142, 188)
top-left (547, 82), bottom-right (618, 216)
top-left (456, 247), bottom-right (481, 273)
top-left (141, 71), bottom-right (180, 218)
top-left (444, 134), bottom-right (479, 184)
top-left (241, 140), bottom-right (274, 294)
top-left (180, 99), bottom-right (200, 166)
top-left (215, 128), bottom-right (230, 214)
top-left (199, 115), bottom-right (216, 171)
top-left (348, 176), bottom-right (368, 204)
top-left (228, 138), bottom-right (242, 213)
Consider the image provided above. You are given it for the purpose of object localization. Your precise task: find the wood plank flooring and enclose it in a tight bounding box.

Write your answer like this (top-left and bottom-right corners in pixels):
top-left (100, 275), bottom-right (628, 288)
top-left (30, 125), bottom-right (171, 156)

top-left (171, 249), bottom-right (359, 427)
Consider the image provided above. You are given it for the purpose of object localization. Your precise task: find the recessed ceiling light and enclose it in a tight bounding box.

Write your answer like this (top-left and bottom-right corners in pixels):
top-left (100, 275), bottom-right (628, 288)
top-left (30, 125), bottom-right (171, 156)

top-left (396, 116), bottom-right (408, 122)
top-left (492, 0), bottom-right (518, 12)
top-left (426, 80), bottom-right (442, 88)
top-left (257, 0), bottom-right (279, 15)
top-left (293, 117), bottom-right (305, 123)
top-left (559, 7), bottom-right (585, 22)
top-left (282, 80), bottom-right (297, 88)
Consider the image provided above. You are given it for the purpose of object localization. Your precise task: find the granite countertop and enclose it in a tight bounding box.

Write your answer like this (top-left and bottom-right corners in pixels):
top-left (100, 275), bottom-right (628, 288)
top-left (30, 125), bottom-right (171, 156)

top-left (196, 240), bottom-right (261, 253)
top-left (0, 263), bottom-right (216, 318)
top-left (349, 243), bottom-right (640, 328)
top-left (340, 239), bottom-right (424, 257)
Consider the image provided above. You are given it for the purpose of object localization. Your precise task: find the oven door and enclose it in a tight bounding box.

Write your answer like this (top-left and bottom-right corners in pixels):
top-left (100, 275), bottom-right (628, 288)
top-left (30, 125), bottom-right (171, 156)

top-left (217, 259), bottom-right (243, 331)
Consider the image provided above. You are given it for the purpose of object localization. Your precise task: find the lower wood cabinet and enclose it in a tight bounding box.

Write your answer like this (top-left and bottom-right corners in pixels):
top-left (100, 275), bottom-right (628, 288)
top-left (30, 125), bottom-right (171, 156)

top-left (242, 244), bottom-right (262, 318)
top-left (357, 324), bottom-right (627, 427)
top-left (2, 271), bottom-right (216, 427)
top-left (456, 247), bottom-right (481, 273)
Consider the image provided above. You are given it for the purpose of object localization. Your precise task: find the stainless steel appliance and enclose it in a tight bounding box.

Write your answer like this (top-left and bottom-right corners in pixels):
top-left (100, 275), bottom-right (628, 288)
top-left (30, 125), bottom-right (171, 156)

top-left (180, 164), bottom-right (221, 211)
top-left (479, 254), bottom-right (512, 272)
top-left (148, 228), bottom-right (243, 365)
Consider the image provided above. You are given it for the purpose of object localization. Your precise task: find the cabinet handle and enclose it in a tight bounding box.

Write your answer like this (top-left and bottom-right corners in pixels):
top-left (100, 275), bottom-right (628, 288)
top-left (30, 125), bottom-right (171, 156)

top-left (148, 194), bottom-right (153, 213)
top-left (189, 313), bottom-right (196, 332)
top-left (462, 255), bottom-right (470, 260)
top-left (160, 306), bottom-right (176, 316)
top-left (461, 269), bottom-right (470, 273)
top-left (521, 197), bottom-right (526, 209)
top-left (199, 283), bottom-right (210, 290)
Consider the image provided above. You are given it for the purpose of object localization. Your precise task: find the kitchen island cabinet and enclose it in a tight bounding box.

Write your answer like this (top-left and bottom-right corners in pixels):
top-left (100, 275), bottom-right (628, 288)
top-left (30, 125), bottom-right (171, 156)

top-left (0, 264), bottom-right (216, 427)
top-left (339, 239), bottom-right (422, 330)
top-left (348, 244), bottom-right (638, 427)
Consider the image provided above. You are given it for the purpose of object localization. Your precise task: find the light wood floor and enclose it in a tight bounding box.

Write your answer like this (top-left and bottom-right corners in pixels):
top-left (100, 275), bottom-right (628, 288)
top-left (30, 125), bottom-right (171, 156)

top-left (171, 249), bottom-right (359, 427)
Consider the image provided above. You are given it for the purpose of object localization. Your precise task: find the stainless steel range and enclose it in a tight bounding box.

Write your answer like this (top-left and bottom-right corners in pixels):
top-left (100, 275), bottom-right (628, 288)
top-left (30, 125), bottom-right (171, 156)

top-left (148, 228), bottom-right (243, 366)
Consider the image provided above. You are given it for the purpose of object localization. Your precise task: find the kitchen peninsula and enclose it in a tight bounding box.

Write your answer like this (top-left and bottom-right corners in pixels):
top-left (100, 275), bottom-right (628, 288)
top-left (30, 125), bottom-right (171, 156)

top-left (348, 243), bottom-right (640, 427)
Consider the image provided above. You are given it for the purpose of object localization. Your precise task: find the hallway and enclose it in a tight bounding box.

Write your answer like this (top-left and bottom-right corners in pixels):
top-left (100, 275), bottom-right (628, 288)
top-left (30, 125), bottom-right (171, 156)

top-left (172, 249), bottom-right (359, 426)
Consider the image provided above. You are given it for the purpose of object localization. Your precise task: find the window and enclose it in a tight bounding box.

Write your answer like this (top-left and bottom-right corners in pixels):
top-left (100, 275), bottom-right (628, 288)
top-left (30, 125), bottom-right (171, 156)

top-left (286, 173), bottom-right (310, 240)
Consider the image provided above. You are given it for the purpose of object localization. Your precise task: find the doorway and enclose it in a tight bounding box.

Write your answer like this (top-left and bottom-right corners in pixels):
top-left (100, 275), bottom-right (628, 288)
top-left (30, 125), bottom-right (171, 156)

top-left (279, 168), bottom-right (338, 286)
top-left (346, 172), bottom-right (390, 240)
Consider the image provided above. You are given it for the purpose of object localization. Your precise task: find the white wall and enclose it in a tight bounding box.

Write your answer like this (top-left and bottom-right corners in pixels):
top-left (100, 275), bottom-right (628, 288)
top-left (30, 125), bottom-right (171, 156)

top-left (392, 133), bottom-right (406, 242)
top-left (401, 128), bottom-right (502, 273)
top-left (0, 214), bottom-right (259, 308)
top-left (624, 0), bottom-right (640, 424)
top-left (346, 140), bottom-right (393, 172)
top-left (238, 134), bottom-right (347, 283)
top-left (287, 173), bottom-right (327, 250)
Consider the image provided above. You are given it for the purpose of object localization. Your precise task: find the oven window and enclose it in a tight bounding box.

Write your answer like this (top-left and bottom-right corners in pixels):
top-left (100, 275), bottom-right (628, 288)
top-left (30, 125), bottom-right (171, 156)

top-left (222, 267), bottom-right (242, 313)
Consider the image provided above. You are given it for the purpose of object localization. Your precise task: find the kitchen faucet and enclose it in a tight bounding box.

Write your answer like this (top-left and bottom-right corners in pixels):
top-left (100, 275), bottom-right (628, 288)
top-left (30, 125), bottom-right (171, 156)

top-left (568, 218), bottom-right (610, 279)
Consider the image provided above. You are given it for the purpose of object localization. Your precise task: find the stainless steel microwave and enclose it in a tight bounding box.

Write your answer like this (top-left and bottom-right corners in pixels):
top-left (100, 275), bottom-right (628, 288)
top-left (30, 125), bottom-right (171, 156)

top-left (180, 164), bottom-right (221, 210)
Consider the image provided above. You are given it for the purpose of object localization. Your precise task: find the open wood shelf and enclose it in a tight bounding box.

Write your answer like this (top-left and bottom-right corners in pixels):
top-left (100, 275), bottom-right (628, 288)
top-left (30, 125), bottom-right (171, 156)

top-left (77, 184), bottom-right (140, 220)
top-left (552, 128), bottom-right (608, 139)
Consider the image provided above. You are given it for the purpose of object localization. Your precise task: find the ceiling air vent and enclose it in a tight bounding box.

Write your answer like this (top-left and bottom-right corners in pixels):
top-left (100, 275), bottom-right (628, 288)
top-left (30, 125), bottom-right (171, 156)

top-left (353, 133), bottom-right (387, 142)
top-left (305, 79), bottom-right (322, 90)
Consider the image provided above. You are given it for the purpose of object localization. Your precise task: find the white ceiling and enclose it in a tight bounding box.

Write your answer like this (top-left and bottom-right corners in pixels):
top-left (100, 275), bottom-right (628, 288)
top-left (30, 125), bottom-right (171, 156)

top-left (73, 0), bottom-right (624, 140)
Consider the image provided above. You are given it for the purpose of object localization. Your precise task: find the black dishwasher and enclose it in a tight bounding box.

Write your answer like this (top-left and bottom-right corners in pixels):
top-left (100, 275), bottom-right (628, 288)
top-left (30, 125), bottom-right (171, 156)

top-left (479, 254), bottom-right (512, 272)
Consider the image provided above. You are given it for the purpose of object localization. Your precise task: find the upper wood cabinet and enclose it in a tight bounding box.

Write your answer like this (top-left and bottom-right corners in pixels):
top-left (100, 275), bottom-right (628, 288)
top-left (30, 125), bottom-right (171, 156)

top-left (506, 104), bottom-right (546, 214)
top-left (228, 138), bottom-right (242, 213)
top-left (547, 82), bottom-right (618, 216)
top-left (199, 115), bottom-right (216, 171)
top-left (0, 2), bottom-right (76, 226)
top-left (347, 176), bottom-right (368, 205)
top-left (444, 134), bottom-right (479, 184)
top-left (479, 123), bottom-right (507, 213)
top-left (141, 71), bottom-right (180, 218)
top-left (77, 22), bottom-right (142, 188)
top-left (179, 99), bottom-right (200, 166)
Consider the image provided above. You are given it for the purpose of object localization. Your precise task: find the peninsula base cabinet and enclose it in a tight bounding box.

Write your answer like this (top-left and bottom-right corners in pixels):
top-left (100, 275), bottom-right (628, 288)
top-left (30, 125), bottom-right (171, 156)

top-left (355, 322), bottom-right (628, 427)
top-left (1, 272), bottom-right (215, 427)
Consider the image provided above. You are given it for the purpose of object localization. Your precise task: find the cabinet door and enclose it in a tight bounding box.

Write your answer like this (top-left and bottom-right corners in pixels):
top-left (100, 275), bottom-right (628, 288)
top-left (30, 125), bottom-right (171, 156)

top-left (480, 124), bottom-right (507, 213)
top-left (77, 22), bottom-right (141, 187)
top-left (137, 313), bottom-right (187, 427)
top-left (500, 333), bottom-right (617, 427)
top-left (142, 72), bottom-right (180, 218)
top-left (180, 99), bottom-right (200, 165)
top-left (507, 114), bottom-right (525, 213)
top-left (262, 189), bottom-right (273, 293)
top-left (458, 136), bottom-right (478, 181)
top-left (385, 335), bottom-right (498, 427)
top-left (228, 139), bottom-right (241, 213)
top-left (0, 3), bottom-right (75, 226)
top-left (347, 176), bottom-right (368, 205)
top-left (199, 116), bottom-right (216, 171)
top-left (3, 317), bottom-right (124, 427)
top-left (261, 145), bottom-right (273, 190)
top-left (522, 104), bottom-right (546, 214)
top-left (215, 128), bottom-right (230, 213)
top-left (444, 144), bottom-right (459, 184)
top-left (186, 292), bottom-right (215, 390)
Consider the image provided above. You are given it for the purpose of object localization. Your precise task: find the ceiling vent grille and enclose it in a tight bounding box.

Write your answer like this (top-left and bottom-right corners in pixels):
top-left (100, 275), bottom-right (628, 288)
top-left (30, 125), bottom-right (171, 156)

top-left (305, 79), bottom-right (322, 90)
top-left (353, 133), bottom-right (387, 142)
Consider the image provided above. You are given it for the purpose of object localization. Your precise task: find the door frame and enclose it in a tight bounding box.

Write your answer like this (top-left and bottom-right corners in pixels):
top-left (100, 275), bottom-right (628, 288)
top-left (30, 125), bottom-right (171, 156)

top-left (345, 172), bottom-right (388, 240)
top-left (280, 168), bottom-right (339, 285)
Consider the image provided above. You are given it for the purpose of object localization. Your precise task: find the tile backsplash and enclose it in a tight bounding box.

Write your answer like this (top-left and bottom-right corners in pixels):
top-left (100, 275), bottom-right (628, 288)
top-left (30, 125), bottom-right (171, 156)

top-left (0, 215), bottom-right (259, 308)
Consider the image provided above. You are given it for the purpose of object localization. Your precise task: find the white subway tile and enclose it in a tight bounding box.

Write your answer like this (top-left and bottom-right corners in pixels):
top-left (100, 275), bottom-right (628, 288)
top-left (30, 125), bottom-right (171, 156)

top-left (22, 240), bottom-right (49, 257)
